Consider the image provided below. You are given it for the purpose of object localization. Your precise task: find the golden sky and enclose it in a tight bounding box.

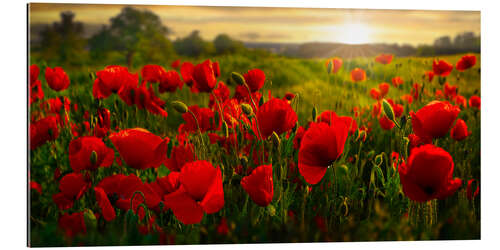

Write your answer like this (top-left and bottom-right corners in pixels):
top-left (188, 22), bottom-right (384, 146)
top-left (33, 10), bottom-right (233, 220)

top-left (29, 3), bottom-right (480, 45)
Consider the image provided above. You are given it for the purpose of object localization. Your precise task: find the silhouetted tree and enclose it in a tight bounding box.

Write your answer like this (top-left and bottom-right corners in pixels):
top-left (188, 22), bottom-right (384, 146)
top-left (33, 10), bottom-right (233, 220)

top-left (214, 34), bottom-right (245, 55)
top-left (89, 7), bottom-right (174, 68)
top-left (38, 11), bottom-right (87, 65)
top-left (173, 30), bottom-right (214, 57)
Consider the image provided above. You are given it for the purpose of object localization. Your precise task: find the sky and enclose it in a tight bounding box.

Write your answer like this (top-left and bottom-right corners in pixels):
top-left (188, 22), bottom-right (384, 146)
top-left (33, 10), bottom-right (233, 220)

top-left (29, 3), bottom-right (480, 45)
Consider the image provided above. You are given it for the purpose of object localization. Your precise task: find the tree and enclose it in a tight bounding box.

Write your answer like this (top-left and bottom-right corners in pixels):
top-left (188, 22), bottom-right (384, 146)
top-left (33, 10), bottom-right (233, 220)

top-left (38, 11), bottom-right (87, 65)
top-left (173, 30), bottom-right (214, 57)
top-left (89, 7), bottom-right (174, 68)
top-left (214, 34), bottom-right (245, 55)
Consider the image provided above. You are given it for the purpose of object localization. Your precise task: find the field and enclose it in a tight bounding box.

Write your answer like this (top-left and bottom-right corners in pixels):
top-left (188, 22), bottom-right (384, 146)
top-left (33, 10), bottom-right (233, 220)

top-left (29, 53), bottom-right (481, 246)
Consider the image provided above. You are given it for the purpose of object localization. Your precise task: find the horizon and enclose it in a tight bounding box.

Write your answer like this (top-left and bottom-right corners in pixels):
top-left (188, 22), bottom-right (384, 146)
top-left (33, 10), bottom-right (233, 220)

top-left (29, 3), bottom-right (480, 46)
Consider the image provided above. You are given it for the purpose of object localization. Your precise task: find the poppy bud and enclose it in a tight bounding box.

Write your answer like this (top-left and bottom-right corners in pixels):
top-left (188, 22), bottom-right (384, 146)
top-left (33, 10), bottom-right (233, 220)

top-left (382, 99), bottom-right (395, 123)
top-left (90, 150), bottom-right (98, 165)
top-left (335, 164), bottom-right (349, 177)
top-left (241, 103), bottom-right (253, 116)
top-left (231, 72), bottom-right (246, 85)
top-left (83, 209), bottom-right (97, 230)
top-left (271, 131), bottom-right (280, 148)
top-left (171, 101), bottom-right (188, 114)
top-left (312, 106), bottom-right (318, 121)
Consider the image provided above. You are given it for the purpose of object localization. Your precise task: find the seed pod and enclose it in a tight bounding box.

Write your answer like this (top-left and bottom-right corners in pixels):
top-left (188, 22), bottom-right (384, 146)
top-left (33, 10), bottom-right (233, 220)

top-left (231, 72), bottom-right (246, 85)
top-left (171, 101), bottom-right (188, 114)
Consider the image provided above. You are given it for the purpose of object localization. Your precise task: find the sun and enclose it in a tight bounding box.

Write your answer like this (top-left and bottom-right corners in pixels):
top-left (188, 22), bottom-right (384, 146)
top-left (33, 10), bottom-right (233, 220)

top-left (335, 22), bottom-right (373, 44)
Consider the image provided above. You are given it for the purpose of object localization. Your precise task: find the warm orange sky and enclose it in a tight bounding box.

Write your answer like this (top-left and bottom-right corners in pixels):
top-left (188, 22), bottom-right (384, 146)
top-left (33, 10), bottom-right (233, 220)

top-left (29, 3), bottom-right (480, 45)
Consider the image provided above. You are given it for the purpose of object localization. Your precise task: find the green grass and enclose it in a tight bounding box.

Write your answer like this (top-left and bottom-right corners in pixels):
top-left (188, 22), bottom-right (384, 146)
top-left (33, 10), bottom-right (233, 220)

top-left (29, 53), bottom-right (480, 246)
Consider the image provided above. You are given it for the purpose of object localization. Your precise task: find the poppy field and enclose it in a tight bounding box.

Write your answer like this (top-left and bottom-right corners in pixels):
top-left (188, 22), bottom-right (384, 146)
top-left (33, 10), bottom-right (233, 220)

top-left (28, 53), bottom-right (481, 246)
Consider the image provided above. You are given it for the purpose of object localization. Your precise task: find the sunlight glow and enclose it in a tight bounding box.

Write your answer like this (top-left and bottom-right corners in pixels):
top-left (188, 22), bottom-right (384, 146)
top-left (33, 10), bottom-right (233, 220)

top-left (334, 22), bottom-right (374, 44)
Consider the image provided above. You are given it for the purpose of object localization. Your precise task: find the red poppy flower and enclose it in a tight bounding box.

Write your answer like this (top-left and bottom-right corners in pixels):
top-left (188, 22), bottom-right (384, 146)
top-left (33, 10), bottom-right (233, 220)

top-left (141, 64), bottom-right (167, 83)
top-left (45, 66), bottom-right (70, 91)
top-left (68, 136), bottom-right (114, 172)
top-left (30, 116), bottom-right (59, 150)
top-left (97, 174), bottom-right (161, 213)
top-left (392, 76), bottom-right (404, 87)
top-left (401, 94), bottom-right (413, 104)
top-left (209, 82), bottom-right (230, 109)
top-left (163, 160), bottom-right (224, 224)
top-left (30, 79), bottom-right (44, 105)
top-left (243, 69), bottom-right (266, 92)
top-left (171, 59), bottom-right (181, 69)
top-left (435, 90), bottom-right (444, 99)
top-left (159, 71), bottom-right (184, 93)
top-left (379, 83), bottom-right (390, 97)
top-left (233, 85), bottom-right (262, 105)
top-left (317, 111), bottom-right (357, 135)
top-left (370, 88), bottom-right (381, 100)
top-left (411, 83), bottom-right (421, 100)
top-left (379, 115), bottom-right (395, 130)
top-left (298, 121), bottom-right (348, 184)
top-left (444, 82), bottom-right (457, 99)
top-left (146, 84), bottom-right (169, 118)
top-left (147, 172), bottom-right (180, 199)
top-left (93, 65), bottom-right (138, 99)
top-left (241, 164), bottom-right (274, 207)
top-left (453, 95), bottom-right (467, 108)
top-left (410, 101), bottom-right (460, 140)
top-left (165, 143), bottom-right (195, 172)
top-left (293, 125), bottom-right (306, 150)
top-left (432, 59), bottom-right (453, 77)
top-left (456, 54), bottom-right (477, 71)
top-left (450, 119), bottom-right (471, 141)
top-left (325, 57), bottom-right (343, 73)
top-left (350, 68), bottom-right (366, 82)
top-left (182, 105), bottom-right (217, 133)
top-left (213, 61), bottom-right (221, 78)
top-left (216, 218), bottom-right (229, 235)
top-left (469, 95), bottom-right (481, 109)
top-left (30, 180), bottom-right (42, 194)
top-left (256, 98), bottom-right (298, 139)
top-left (408, 133), bottom-right (432, 151)
top-left (180, 62), bottom-right (195, 85)
top-left (425, 71), bottom-right (435, 82)
top-left (375, 54), bottom-right (393, 65)
top-left (30, 64), bottom-right (40, 85)
top-left (283, 92), bottom-right (295, 102)
top-left (193, 60), bottom-right (217, 92)
top-left (94, 187), bottom-right (116, 221)
top-left (109, 128), bottom-right (169, 170)
top-left (399, 144), bottom-right (462, 202)
top-left (52, 173), bottom-right (90, 210)
top-left (466, 179), bottom-right (479, 200)
top-left (94, 108), bottom-right (111, 138)
top-left (58, 212), bottom-right (86, 237)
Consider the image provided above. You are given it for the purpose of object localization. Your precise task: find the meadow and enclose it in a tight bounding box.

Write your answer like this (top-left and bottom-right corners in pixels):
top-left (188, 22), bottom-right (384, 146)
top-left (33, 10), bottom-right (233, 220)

top-left (29, 52), bottom-right (481, 246)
